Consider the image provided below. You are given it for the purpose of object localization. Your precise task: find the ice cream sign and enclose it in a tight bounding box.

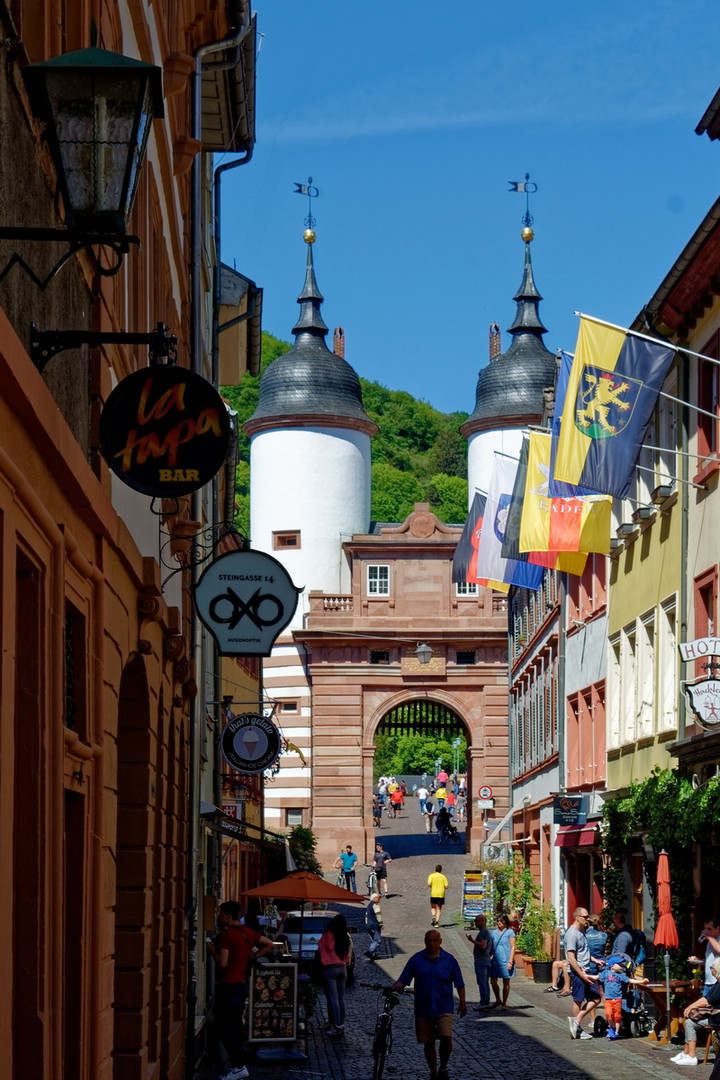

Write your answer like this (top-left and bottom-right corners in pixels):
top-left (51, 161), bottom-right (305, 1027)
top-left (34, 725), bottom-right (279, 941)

top-left (221, 712), bottom-right (282, 774)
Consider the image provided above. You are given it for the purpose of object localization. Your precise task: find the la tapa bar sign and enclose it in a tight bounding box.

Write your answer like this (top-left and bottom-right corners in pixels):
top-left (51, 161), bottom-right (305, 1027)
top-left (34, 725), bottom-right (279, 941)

top-left (99, 365), bottom-right (231, 496)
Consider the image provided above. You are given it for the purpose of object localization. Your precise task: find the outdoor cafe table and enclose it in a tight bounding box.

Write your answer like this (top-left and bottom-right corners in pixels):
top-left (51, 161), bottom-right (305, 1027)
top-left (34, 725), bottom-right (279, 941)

top-left (641, 980), bottom-right (701, 1044)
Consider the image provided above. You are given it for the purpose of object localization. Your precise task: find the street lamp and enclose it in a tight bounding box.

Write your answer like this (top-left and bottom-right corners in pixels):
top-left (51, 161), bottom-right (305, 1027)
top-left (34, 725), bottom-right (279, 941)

top-left (415, 642), bottom-right (433, 665)
top-left (0, 45), bottom-right (163, 289)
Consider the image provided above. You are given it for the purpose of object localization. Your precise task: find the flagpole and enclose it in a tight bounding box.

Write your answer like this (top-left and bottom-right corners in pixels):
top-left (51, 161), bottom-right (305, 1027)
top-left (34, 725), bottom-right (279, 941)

top-left (563, 348), bottom-right (720, 416)
top-left (634, 462), bottom-right (706, 491)
top-left (575, 311), bottom-right (720, 367)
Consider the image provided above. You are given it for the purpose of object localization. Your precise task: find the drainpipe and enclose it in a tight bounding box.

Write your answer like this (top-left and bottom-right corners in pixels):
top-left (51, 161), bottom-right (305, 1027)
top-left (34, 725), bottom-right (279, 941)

top-left (186, 12), bottom-right (255, 1079)
top-left (678, 347), bottom-right (689, 738)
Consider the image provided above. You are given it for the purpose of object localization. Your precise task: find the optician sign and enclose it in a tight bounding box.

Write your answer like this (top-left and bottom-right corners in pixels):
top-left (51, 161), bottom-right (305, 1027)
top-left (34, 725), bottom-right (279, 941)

top-left (194, 549), bottom-right (300, 656)
top-left (99, 365), bottom-right (231, 496)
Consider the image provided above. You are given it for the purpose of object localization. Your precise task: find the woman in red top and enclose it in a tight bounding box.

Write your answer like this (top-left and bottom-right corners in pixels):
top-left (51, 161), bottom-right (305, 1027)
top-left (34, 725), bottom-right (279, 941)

top-left (318, 914), bottom-right (351, 1035)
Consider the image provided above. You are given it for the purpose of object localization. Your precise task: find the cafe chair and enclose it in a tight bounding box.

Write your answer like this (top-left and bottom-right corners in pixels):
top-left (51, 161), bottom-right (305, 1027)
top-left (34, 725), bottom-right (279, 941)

top-left (702, 1023), bottom-right (720, 1065)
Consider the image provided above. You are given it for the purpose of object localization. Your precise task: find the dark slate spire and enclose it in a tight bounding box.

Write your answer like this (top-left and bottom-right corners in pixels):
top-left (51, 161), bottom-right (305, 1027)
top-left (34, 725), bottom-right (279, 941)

top-left (245, 232), bottom-right (376, 432)
top-left (292, 239), bottom-right (328, 335)
top-left (461, 230), bottom-right (556, 427)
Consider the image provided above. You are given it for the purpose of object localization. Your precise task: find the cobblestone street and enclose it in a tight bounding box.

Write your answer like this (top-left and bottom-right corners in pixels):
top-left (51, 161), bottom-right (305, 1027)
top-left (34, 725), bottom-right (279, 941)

top-left (236, 804), bottom-right (710, 1080)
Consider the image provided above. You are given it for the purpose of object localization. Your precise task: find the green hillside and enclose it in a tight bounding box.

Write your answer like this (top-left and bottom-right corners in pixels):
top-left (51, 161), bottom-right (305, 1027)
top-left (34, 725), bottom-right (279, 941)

top-left (221, 332), bottom-right (469, 536)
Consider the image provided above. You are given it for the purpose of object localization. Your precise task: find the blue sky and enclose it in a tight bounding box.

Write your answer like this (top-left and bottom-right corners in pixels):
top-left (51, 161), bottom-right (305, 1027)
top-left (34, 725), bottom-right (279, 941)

top-left (220, 1), bottom-right (720, 414)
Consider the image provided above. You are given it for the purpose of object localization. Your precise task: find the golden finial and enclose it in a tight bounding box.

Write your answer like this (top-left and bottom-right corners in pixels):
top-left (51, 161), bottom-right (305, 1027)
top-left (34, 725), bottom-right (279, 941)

top-left (304, 227), bottom-right (316, 244)
top-left (522, 226), bottom-right (534, 243)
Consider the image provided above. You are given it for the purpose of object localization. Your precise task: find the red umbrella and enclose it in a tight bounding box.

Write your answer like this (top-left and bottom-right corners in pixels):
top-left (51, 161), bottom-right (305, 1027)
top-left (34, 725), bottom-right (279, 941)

top-left (654, 849), bottom-right (679, 1042)
top-left (655, 850), bottom-right (679, 948)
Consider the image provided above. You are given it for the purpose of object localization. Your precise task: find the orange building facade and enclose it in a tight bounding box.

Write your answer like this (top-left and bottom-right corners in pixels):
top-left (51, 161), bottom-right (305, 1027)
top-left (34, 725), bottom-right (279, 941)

top-left (0, 3), bottom-right (263, 1079)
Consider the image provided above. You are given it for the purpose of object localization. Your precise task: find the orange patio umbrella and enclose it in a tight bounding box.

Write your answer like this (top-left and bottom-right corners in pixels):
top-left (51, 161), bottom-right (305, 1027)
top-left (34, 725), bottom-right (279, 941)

top-left (244, 870), bottom-right (366, 958)
top-left (654, 849), bottom-right (679, 1038)
top-left (244, 869), bottom-right (366, 906)
top-left (654, 850), bottom-right (679, 949)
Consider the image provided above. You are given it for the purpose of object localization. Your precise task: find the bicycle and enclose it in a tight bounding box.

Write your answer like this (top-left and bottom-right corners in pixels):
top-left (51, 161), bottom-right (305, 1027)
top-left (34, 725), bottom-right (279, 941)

top-left (336, 868), bottom-right (346, 888)
top-left (366, 866), bottom-right (378, 895)
top-left (437, 823), bottom-right (462, 846)
top-left (360, 983), bottom-right (413, 1080)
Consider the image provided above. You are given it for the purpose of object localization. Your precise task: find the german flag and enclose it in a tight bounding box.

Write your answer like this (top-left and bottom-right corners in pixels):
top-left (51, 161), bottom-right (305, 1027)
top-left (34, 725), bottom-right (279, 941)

top-left (553, 318), bottom-right (675, 499)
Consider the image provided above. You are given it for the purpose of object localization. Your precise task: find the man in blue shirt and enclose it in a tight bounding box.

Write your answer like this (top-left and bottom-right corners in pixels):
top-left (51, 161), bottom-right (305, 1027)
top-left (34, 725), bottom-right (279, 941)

top-left (334, 845), bottom-right (358, 892)
top-left (392, 930), bottom-right (466, 1080)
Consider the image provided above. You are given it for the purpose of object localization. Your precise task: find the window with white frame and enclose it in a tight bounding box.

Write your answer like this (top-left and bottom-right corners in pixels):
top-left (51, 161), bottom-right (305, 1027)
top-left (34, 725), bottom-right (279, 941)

top-left (608, 636), bottom-right (621, 749)
top-left (455, 581), bottom-right (478, 596)
top-left (367, 564), bottom-right (390, 596)
top-left (637, 613), bottom-right (655, 737)
top-left (621, 625), bottom-right (638, 744)
top-left (658, 600), bottom-right (677, 732)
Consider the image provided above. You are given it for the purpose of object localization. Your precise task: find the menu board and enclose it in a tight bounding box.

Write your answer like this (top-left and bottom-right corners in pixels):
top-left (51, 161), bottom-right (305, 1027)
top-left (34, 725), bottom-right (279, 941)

top-left (248, 963), bottom-right (298, 1043)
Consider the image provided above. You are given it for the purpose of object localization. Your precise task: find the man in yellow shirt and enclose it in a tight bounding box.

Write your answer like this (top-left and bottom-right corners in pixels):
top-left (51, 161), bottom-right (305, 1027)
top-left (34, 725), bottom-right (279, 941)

top-left (427, 864), bottom-right (449, 927)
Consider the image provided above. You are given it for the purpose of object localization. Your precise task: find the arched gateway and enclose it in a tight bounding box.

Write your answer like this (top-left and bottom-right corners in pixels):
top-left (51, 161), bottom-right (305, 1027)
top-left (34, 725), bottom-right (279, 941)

top-left (275, 505), bottom-right (513, 870)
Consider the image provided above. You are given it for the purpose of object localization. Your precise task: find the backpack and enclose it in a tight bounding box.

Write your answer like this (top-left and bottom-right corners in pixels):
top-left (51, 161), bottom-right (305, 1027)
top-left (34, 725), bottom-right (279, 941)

top-left (630, 928), bottom-right (647, 965)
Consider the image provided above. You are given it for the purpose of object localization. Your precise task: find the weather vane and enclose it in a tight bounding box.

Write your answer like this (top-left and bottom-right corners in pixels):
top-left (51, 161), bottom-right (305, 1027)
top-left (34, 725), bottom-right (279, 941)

top-left (508, 172), bottom-right (537, 228)
top-left (293, 176), bottom-right (319, 230)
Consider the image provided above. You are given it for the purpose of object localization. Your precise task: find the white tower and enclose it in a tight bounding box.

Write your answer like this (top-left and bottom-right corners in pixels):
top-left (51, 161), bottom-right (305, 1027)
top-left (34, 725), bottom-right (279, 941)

top-left (244, 231), bottom-right (377, 630)
top-left (460, 229), bottom-right (557, 502)
top-left (243, 230), bottom-right (377, 829)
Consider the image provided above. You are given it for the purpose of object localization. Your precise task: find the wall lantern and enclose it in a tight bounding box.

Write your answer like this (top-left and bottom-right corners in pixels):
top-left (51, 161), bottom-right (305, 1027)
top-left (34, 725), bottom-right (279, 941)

top-left (0, 45), bottom-right (163, 289)
top-left (415, 642), bottom-right (433, 665)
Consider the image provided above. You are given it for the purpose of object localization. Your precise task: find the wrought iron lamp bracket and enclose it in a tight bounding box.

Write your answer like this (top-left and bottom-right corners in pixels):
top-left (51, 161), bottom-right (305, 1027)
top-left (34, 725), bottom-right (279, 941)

top-left (0, 226), bottom-right (140, 293)
top-left (30, 320), bottom-right (177, 372)
top-left (159, 521), bottom-right (247, 591)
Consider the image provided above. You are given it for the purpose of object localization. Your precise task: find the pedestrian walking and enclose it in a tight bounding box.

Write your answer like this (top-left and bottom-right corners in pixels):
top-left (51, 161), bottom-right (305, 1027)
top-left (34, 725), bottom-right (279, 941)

top-left (392, 929), bottom-right (466, 1080)
top-left (435, 785), bottom-right (447, 809)
top-left (372, 842), bottom-right (392, 896)
top-left (427, 864), bottom-right (449, 927)
top-left (424, 798), bottom-right (436, 833)
top-left (489, 913), bottom-right (516, 1010)
top-left (565, 907), bottom-right (602, 1040)
top-left (365, 892), bottom-right (384, 960)
top-left (416, 784), bottom-right (429, 813)
top-left (467, 912), bottom-right (493, 1009)
top-left (455, 792), bottom-right (466, 822)
top-left (590, 960), bottom-right (649, 1040)
top-left (390, 787), bottom-right (404, 816)
top-left (372, 794), bottom-right (383, 828)
top-left (334, 844), bottom-right (358, 892)
top-left (207, 901), bottom-right (275, 1079)
top-left (318, 913), bottom-right (352, 1035)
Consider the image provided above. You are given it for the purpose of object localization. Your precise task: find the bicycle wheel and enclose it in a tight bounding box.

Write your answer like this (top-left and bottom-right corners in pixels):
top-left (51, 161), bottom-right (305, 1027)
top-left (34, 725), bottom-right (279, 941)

top-left (336, 870), bottom-right (346, 888)
top-left (367, 870), bottom-right (377, 895)
top-left (371, 1016), bottom-right (391, 1080)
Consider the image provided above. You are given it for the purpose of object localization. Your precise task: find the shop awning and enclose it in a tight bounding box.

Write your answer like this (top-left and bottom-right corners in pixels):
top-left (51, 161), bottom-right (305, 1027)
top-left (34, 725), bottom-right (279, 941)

top-left (554, 824), bottom-right (599, 848)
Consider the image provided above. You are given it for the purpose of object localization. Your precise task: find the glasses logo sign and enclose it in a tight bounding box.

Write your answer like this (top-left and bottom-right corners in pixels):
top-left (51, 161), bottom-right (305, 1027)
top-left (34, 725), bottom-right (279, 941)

top-left (99, 365), bottom-right (231, 497)
top-left (221, 712), bottom-right (282, 774)
top-left (194, 549), bottom-right (301, 656)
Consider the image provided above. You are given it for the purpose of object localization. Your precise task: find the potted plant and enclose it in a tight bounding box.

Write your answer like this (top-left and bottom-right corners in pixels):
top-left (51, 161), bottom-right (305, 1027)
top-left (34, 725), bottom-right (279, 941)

top-left (519, 902), bottom-right (558, 983)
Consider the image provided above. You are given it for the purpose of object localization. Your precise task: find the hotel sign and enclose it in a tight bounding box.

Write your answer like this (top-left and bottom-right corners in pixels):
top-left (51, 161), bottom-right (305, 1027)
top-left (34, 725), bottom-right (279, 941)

top-left (99, 365), bottom-right (231, 496)
top-left (683, 679), bottom-right (720, 728)
top-left (553, 795), bottom-right (587, 825)
top-left (679, 637), bottom-right (720, 662)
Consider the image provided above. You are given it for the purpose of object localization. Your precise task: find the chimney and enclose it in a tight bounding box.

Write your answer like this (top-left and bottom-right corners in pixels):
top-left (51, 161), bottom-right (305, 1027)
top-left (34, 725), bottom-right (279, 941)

top-left (489, 323), bottom-right (501, 359)
top-left (333, 327), bottom-right (345, 358)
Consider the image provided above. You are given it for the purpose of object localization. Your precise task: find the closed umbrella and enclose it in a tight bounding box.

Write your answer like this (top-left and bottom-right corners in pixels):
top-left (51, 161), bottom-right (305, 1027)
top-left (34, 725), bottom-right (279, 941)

top-left (654, 850), bottom-right (679, 1041)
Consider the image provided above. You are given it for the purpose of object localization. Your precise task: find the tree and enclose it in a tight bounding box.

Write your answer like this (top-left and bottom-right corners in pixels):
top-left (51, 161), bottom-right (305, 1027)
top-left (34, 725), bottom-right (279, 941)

top-left (425, 473), bottom-right (468, 523)
top-left (371, 463), bottom-right (423, 522)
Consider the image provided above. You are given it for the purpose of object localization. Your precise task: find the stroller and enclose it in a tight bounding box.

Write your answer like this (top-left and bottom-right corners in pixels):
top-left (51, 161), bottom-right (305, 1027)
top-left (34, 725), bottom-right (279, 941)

top-left (592, 952), bottom-right (654, 1038)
